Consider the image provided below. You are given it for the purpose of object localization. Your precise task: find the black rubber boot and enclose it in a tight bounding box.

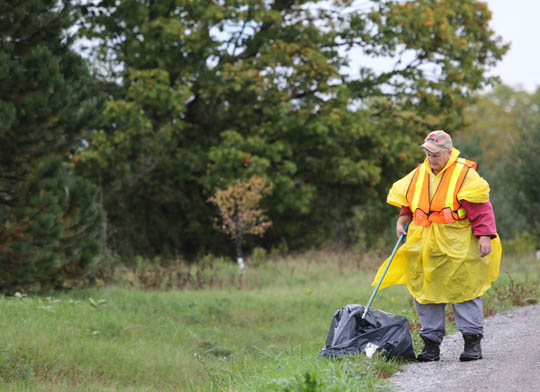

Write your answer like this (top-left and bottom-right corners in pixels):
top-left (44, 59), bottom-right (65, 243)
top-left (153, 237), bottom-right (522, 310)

top-left (417, 336), bottom-right (440, 362)
top-left (460, 333), bottom-right (483, 362)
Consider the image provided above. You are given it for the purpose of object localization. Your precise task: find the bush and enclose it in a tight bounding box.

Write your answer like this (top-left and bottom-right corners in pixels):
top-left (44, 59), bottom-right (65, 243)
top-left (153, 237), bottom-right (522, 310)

top-left (501, 231), bottom-right (536, 255)
top-left (250, 247), bottom-right (268, 267)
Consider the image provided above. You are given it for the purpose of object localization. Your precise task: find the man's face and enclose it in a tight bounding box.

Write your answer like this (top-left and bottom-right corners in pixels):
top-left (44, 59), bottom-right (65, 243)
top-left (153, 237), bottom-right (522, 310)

top-left (425, 149), bottom-right (451, 172)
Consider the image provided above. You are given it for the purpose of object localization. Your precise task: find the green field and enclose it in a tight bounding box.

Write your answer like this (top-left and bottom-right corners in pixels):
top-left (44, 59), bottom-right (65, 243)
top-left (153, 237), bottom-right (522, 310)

top-left (1, 250), bottom-right (538, 391)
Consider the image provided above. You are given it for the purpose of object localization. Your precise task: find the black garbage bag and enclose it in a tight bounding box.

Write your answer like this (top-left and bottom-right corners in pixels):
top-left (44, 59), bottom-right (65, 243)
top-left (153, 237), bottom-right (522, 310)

top-left (319, 304), bottom-right (416, 360)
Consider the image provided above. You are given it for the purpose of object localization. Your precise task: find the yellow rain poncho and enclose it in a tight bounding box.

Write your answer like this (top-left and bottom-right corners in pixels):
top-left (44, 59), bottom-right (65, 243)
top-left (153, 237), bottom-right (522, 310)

top-left (372, 149), bottom-right (501, 304)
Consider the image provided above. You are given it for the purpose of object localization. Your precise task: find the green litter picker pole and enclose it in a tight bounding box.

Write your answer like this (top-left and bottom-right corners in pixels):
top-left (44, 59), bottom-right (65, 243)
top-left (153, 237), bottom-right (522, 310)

top-left (362, 231), bottom-right (406, 320)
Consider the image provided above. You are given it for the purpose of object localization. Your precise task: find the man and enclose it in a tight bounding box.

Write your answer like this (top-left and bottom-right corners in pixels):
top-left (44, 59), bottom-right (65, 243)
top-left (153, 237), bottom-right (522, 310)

top-left (372, 130), bottom-right (501, 362)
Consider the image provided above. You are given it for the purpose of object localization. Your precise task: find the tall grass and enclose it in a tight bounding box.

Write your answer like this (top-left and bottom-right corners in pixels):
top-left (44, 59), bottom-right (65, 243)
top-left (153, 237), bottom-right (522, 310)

top-left (1, 250), bottom-right (538, 391)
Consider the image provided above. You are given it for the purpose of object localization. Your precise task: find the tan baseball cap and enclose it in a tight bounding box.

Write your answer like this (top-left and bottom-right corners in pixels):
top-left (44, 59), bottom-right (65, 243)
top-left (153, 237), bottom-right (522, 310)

top-left (421, 130), bottom-right (453, 153)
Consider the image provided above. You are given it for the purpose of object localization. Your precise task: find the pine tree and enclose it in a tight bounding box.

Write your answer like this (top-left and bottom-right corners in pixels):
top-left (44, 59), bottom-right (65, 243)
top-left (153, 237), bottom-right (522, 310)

top-left (0, 0), bottom-right (104, 292)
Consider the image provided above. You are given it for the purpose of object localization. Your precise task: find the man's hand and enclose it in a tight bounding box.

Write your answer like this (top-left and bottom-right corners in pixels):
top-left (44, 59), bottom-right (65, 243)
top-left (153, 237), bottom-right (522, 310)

top-left (478, 236), bottom-right (492, 257)
top-left (396, 214), bottom-right (412, 238)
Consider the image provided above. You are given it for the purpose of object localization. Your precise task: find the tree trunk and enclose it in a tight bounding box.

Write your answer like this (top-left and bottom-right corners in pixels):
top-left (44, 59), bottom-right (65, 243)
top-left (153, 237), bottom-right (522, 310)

top-left (100, 175), bottom-right (108, 254)
top-left (235, 234), bottom-right (245, 273)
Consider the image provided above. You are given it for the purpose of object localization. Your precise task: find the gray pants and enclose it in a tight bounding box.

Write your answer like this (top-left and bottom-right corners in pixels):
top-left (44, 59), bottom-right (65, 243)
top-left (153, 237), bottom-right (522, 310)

top-left (415, 297), bottom-right (484, 343)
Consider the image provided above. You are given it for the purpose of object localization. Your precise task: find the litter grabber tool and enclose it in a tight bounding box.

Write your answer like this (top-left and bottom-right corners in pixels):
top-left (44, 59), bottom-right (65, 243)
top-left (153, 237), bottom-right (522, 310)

top-left (319, 224), bottom-right (415, 360)
top-left (361, 227), bottom-right (406, 320)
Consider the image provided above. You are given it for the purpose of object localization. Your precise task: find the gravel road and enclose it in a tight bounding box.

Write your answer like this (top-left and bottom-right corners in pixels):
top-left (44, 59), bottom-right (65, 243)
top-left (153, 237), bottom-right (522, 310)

top-left (390, 303), bottom-right (540, 392)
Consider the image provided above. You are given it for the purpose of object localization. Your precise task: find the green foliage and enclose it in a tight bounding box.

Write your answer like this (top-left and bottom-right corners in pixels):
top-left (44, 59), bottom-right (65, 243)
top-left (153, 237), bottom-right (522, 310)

top-left (96, 255), bottom-right (245, 291)
top-left (77, 0), bottom-right (508, 258)
top-left (508, 88), bottom-right (540, 241)
top-left (458, 85), bottom-right (530, 167)
top-left (272, 371), bottom-right (323, 392)
top-left (1, 158), bottom-right (103, 291)
top-left (73, 249), bottom-right (376, 291)
top-left (0, 257), bottom-right (407, 391)
top-left (501, 231), bottom-right (536, 256)
top-left (250, 246), bottom-right (268, 267)
top-left (0, 1), bottom-right (104, 292)
top-left (488, 273), bottom-right (539, 308)
top-left (457, 85), bottom-right (540, 241)
top-left (0, 250), bottom-right (538, 390)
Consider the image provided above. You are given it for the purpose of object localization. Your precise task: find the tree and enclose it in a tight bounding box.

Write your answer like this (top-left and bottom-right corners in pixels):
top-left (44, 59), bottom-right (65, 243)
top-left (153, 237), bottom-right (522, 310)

top-left (208, 176), bottom-right (273, 271)
top-left (77, 0), bottom-right (508, 258)
top-left (457, 85), bottom-right (531, 168)
top-left (508, 87), bottom-right (540, 242)
top-left (455, 85), bottom-right (535, 240)
top-left (0, 1), bottom-right (104, 291)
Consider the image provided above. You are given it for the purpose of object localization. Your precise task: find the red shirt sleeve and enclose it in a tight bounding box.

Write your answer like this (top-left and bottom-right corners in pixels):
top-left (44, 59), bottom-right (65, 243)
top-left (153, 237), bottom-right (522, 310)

top-left (460, 200), bottom-right (497, 238)
top-left (400, 206), bottom-right (412, 217)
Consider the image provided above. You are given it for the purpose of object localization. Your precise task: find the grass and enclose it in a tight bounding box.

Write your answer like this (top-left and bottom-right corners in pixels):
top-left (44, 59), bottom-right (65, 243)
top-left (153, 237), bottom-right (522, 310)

top-left (0, 250), bottom-right (538, 391)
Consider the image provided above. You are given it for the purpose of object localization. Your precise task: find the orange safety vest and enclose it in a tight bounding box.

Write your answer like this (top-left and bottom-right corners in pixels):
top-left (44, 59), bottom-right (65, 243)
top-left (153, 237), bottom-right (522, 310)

top-left (405, 158), bottom-right (478, 227)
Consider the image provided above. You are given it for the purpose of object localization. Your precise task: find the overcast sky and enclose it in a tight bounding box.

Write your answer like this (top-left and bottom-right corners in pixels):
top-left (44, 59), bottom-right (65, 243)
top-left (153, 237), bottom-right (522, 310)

top-left (485, 0), bottom-right (540, 92)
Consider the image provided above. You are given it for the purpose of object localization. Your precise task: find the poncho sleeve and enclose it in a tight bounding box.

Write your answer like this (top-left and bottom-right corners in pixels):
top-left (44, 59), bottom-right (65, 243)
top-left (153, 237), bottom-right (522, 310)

top-left (386, 169), bottom-right (416, 208)
top-left (457, 169), bottom-right (490, 204)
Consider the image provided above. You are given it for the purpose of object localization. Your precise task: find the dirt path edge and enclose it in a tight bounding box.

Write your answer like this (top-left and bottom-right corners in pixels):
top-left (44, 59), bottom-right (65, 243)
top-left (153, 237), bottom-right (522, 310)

top-left (390, 303), bottom-right (540, 392)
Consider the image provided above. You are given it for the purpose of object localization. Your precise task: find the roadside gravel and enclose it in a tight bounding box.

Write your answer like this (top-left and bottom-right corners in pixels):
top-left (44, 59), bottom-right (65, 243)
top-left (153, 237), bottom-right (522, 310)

top-left (390, 303), bottom-right (540, 392)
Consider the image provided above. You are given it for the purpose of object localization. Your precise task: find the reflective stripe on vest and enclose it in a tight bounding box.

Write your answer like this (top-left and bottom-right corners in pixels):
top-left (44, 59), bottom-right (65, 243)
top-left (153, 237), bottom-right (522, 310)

top-left (410, 163), bottom-right (427, 212)
top-left (405, 157), bottom-right (477, 226)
